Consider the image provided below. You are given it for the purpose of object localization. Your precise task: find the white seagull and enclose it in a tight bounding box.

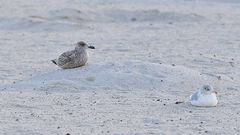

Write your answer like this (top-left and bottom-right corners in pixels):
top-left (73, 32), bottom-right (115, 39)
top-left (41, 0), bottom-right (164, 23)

top-left (52, 41), bottom-right (95, 69)
top-left (190, 85), bottom-right (218, 107)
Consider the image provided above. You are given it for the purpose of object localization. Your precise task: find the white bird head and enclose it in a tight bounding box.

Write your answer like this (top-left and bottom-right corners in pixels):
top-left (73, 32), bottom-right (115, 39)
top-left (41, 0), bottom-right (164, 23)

top-left (200, 85), bottom-right (214, 95)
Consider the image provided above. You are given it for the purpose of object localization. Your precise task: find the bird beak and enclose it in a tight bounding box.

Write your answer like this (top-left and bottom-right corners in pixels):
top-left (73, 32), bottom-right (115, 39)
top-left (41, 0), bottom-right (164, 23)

top-left (214, 91), bottom-right (218, 95)
top-left (88, 46), bottom-right (95, 49)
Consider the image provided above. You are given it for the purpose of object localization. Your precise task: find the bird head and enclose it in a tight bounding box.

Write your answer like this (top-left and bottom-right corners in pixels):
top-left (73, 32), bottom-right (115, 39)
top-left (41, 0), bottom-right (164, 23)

top-left (75, 41), bottom-right (95, 49)
top-left (200, 85), bottom-right (214, 95)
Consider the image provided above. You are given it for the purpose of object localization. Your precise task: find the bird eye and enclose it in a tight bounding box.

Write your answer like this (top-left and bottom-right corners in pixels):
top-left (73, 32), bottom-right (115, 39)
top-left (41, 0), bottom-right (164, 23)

top-left (204, 87), bottom-right (209, 91)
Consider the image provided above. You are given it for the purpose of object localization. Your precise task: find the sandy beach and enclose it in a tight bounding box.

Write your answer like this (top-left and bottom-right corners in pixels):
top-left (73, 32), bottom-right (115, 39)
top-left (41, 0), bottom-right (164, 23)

top-left (0, 0), bottom-right (240, 134)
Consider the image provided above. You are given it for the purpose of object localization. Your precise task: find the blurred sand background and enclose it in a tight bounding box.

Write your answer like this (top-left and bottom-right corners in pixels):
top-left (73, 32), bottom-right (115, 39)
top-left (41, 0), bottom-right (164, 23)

top-left (0, 0), bottom-right (239, 134)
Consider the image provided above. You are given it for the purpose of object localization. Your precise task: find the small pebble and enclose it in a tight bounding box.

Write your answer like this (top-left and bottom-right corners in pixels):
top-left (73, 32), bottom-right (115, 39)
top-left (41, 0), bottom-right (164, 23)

top-left (131, 18), bottom-right (137, 22)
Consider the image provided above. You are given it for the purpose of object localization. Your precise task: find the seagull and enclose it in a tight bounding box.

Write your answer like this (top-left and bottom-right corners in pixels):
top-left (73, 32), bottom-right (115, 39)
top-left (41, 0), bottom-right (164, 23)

top-left (52, 41), bottom-right (95, 69)
top-left (190, 85), bottom-right (218, 107)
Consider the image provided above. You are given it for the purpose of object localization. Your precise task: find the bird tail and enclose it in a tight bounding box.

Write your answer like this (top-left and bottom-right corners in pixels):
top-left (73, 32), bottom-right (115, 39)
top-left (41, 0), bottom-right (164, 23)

top-left (51, 59), bottom-right (57, 65)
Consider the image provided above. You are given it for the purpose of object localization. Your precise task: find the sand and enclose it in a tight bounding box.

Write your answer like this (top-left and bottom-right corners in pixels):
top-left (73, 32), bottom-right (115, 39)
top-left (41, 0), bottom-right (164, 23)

top-left (0, 0), bottom-right (240, 134)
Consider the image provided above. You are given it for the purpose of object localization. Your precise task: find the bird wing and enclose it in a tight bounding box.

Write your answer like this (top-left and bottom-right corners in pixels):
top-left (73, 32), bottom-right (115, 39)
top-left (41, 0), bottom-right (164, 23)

top-left (190, 90), bottom-right (200, 101)
top-left (58, 50), bottom-right (76, 66)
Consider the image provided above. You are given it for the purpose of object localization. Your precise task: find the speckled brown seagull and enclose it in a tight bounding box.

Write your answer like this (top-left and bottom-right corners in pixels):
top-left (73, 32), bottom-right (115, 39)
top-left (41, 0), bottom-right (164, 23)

top-left (52, 41), bottom-right (95, 69)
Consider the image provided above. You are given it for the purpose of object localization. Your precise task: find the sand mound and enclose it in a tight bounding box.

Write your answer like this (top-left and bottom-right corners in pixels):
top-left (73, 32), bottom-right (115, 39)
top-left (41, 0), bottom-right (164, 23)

top-left (8, 60), bottom-right (214, 94)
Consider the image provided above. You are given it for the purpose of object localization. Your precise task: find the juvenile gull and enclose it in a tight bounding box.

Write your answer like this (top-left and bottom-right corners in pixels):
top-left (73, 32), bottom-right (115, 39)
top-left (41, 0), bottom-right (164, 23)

top-left (52, 41), bottom-right (95, 69)
top-left (190, 85), bottom-right (218, 107)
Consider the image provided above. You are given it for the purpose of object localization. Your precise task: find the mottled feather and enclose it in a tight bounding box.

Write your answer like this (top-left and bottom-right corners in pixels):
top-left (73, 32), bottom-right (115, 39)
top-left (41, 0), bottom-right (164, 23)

top-left (53, 47), bottom-right (88, 69)
top-left (57, 50), bottom-right (76, 66)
